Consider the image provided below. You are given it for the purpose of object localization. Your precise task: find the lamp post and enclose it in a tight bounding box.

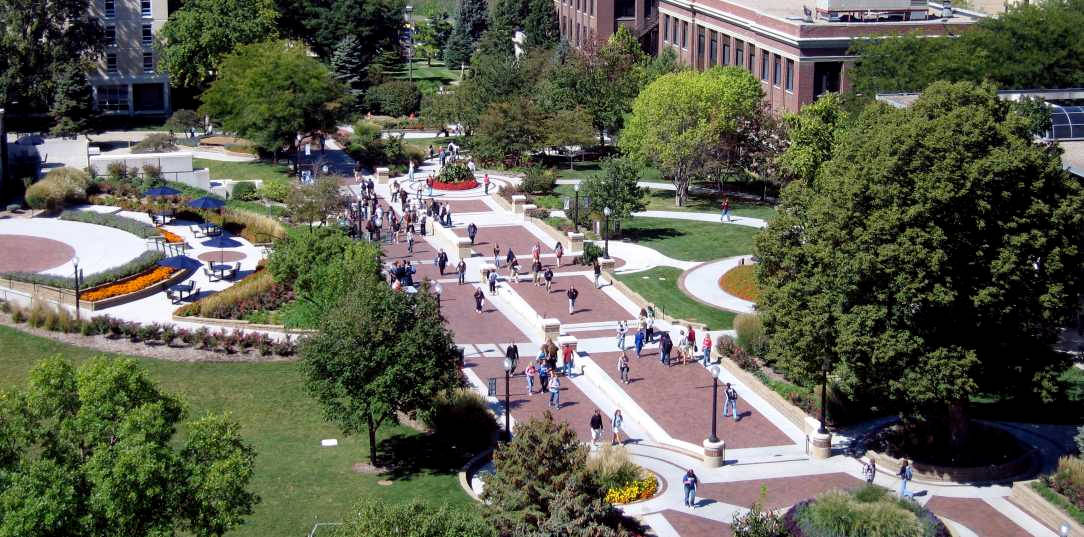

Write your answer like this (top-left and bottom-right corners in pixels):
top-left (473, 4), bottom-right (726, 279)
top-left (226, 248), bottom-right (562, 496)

top-left (1060, 523), bottom-right (1070, 537)
top-left (295, 133), bottom-right (302, 179)
top-left (573, 183), bottom-right (580, 231)
top-left (73, 257), bottom-right (83, 321)
top-left (434, 282), bottom-right (443, 312)
top-left (502, 356), bottom-right (514, 441)
top-left (708, 373), bottom-right (719, 443)
top-left (603, 206), bottom-right (611, 258)
top-left (818, 356), bottom-right (829, 435)
top-left (405, 5), bottom-right (414, 81)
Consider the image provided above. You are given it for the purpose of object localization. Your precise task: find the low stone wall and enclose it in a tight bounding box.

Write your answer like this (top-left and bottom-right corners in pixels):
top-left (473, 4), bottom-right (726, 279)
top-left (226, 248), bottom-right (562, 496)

top-left (864, 441), bottom-right (1036, 483)
top-left (608, 277), bottom-right (708, 333)
top-left (170, 313), bottom-right (317, 334)
top-left (526, 216), bottom-right (571, 250)
top-left (457, 448), bottom-right (494, 502)
top-left (716, 355), bottom-right (813, 435)
top-left (1, 268), bottom-right (190, 312)
top-left (490, 192), bottom-right (515, 213)
top-left (1010, 480), bottom-right (1084, 535)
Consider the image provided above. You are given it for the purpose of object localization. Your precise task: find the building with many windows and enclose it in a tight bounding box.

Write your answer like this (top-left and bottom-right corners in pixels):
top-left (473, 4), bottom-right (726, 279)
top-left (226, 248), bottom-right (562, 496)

top-left (657, 0), bottom-right (983, 113)
top-left (555, 0), bottom-right (659, 53)
top-left (89, 0), bottom-right (170, 116)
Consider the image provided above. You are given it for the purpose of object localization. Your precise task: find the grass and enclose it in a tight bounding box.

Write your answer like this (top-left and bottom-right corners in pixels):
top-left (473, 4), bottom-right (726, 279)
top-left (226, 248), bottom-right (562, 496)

top-left (618, 218), bottom-right (759, 261)
top-left (0, 325), bottom-right (471, 537)
top-left (1032, 480), bottom-right (1084, 526)
top-left (531, 184), bottom-right (577, 210)
top-left (189, 159), bottom-right (291, 216)
top-left (642, 189), bottom-right (777, 221)
top-left (616, 266), bottom-right (735, 330)
top-left (394, 60), bottom-right (459, 84)
top-left (718, 264), bottom-right (760, 301)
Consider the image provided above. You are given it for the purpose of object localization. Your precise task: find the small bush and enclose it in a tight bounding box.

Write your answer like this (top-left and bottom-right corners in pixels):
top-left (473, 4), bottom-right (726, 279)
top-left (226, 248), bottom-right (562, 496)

top-left (11, 308), bottom-right (26, 323)
top-left (420, 388), bottom-right (498, 454)
top-left (3, 249), bottom-right (165, 290)
top-left (578, 242), bottom-right (605, 266)
top-left (131, 133), bottom-right (177, 153)
top-left (107, 162), bottom-right (128, 180)
top-left (521, 166), bottom-right (557, 194)
top-left (27, 302), bottom-right (50, 328)
top-left (366, 80), bottom-right (422, 117)
top-left (1076, 424), bottom-right (1084, 455)
top-left (731, 347), bottom-right (760, 372)
top-left (258, 176), bottom-right (291, 202)
top-left (59, 209), bottom-right (159, 238)
top-left (24, 180), bottom-right (67, 211)
top-left (1047, 456), bottom-right (1084, 509)
top-left (587, 445), bottom-right (645, 492)
top-left (231, 181), bottom-right (258, 201)
top-left (734, 313), bottom-right (769, 356)
top-left (165, 109), bottom-right (201, 132)
top-left (716, 334), bottom-right (738, 357)
top-left (142, 164), bottom-right (162, 181)
top-left (436, 161), bottom-right (474, 183)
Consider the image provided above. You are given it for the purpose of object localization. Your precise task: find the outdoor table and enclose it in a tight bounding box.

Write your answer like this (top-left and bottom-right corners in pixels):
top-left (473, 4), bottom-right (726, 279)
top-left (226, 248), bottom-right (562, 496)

top-left (211, 264), bottom-right (233, 279)
top-left (167, 283), bottom-right (194, 303)
top-left (198, 222), bottom-right (221, 235)
top-left (153, 213), bottom-right (174, 225)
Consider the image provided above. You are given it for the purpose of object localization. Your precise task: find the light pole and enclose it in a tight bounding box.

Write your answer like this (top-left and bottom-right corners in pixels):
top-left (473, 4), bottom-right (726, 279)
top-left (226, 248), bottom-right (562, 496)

top-left (405, 5), bottom-right (414, 81)
top-left (503, 356), bottom-right (514, 441)
top-left (708, 372), bottom-right (719, 443)
top-left (434, 282), bottom-right (443, 313)
top-left (603, 206), bottom-right (611, 258)
top-left (295, 133), bottom-right (302, 179)
top-left (73, 257), bottom-right (82, 321)
top-left (818, 356), bottom-right (829, 435)
top-left (573, 182), bottom-right (580, 231)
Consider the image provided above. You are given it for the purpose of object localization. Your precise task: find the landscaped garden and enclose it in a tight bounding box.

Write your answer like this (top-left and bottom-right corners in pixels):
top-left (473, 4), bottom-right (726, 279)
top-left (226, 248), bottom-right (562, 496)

top-left (719, 263), bottom-right (760, 301)
top-left (617, 267), bottom-right (735, 330)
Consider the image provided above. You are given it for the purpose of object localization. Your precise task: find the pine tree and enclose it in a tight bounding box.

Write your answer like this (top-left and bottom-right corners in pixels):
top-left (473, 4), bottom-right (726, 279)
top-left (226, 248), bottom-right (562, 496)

top-left (525, 0), bottom-right (560, 48)
top-left (331, 36), bottom-right (366, 101)
top-left (444, 0), bottom-right (489, 66)
top-left (49, 64), bottom-right (96, 137)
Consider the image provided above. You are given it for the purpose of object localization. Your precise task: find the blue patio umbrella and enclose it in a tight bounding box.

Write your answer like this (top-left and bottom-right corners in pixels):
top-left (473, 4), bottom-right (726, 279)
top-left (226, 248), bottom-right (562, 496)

top-left (188, 196), bottom-right (227, 210)
top-left (143, 186), bottom-right (181, 197)
top-left (202, 235), bottom-right (243, 264)
top-left (157, 255), bottom-right (201, 271)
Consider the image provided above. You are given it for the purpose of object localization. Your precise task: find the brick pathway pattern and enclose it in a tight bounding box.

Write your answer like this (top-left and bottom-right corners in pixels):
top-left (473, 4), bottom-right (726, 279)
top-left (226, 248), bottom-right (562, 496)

top-left (511, 276), bottom-right (633, 324)
top-left (925, 497), bottom-right (1032, 537)
top-left (0, 234), bottom-right (75, 272)
top-left (660, 510), bottom-right (734, 537)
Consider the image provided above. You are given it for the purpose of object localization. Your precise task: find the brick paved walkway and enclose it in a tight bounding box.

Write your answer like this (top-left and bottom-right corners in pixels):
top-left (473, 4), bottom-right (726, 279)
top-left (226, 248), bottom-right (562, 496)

top-left (455, 225), bottom-right (554, 256)
top-left (0, 234), bottom-right (74, 272)
top-left (926, 497), bottom-right (1032, 537)
top-left (511, 275), bottom-right (634, 323)
top-left (699, 473), bottom-right (864, 511)
top-left (437, 283), bottom-right (529, 344)
top-left (439, 199), bottom-right (492, 213)
top-left (660, 510), bottom-right (733, 537)
top-left (591, 351), bottom-right (793, 448)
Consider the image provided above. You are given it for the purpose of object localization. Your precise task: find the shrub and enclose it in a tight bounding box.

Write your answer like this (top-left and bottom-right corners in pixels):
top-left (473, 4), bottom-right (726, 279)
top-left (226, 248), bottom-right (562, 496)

top-left (579, 242), bottom-right (605, 266)
top-left (165, 109), bottom-right (201, 132)
top-left (106, 161), bottom-right (129, 180)
top-left (587, 445), bottom-right (645, 492)
top-left (420, 388), bottom-right (498, 454)
top-left (24, 179), bottom-right (67, 211)
top-left (1076, 425), bottom-right (1084, 455)
top-left (732, 496), bottom-right (787, 537)
top-left (521, 166), bottom-right (557, 194)
top-left (787, 487), bottom-right (949, 537)
top-left (142, 164), bottom-right (163, 181)
top-left (205, 208), bottom-right (286, 244)
top-left (59, 210), bottom-right (159, 238)
top-left (1047, 456), bottom-right (1084, 509)
top-left (79, 320), bottom-right (94, 336)
top-left (27, 302), bottom-right (50, 328)
top-left (131, 132), bottom-right (178, 153)
top-left (231, 181), bottom-right (258, 201)
top-left (161, 325), bottom-right (176, 345)
top-left (11, 307), bottom-right (26, 323)
top-left (46, 167), bottom-right (91, 197)
top-left (603, 475), bottom-right (657, 504)
top-left (437, 161), bottom-right (474, 184)
top-left (731, 347), bottom-right (760, 372)
top-left (175, 268), bottom-right (294, 320)
top-left (735, 313), bottom-right (769, 356)
top-left (366, 80), bottom-right (421, 117)
top-left (257, 176), bottom-right (291, 202)
top-left (716, 334), bottom-right (738, 357)
top-left (3, 250), bottom-right (165, 290)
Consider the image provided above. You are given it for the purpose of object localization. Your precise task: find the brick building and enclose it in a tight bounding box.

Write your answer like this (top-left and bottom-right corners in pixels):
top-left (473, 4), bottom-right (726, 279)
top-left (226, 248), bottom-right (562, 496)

top-left (658, 0), bottom-right (982, 113)
top-left (555, 0), bottom-right (660, 53)
top-left (89, 0), bottom-right (171, 116)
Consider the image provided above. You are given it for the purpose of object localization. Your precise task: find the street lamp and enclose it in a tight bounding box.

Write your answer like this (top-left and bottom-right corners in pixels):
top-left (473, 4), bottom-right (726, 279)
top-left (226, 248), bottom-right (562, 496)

top-left (573, 182), bottom-right (580, 231)
top-left (434, 282), bottom-right (443, 312)
top-left (502, 356), bottom-right (514, 441)
top-left (73, 257), bottom-right (83, 321)
top-left (603, 206), bottom-right (611, 258)
top-left (818, 356), bottom-right (830, 435)
top-left (708, 368), bottom-right (719, 443)
top-left (405, 5), bottom-right (414, 81)
top-left (295, 133), bottom-right (302, 179)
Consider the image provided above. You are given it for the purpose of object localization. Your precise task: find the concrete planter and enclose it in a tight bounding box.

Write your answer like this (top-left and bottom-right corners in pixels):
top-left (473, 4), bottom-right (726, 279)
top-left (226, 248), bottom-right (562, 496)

top-left (864, 440), bottom-right (1036, 483)
top-left (1010, 480), bottom-right (1084, 536)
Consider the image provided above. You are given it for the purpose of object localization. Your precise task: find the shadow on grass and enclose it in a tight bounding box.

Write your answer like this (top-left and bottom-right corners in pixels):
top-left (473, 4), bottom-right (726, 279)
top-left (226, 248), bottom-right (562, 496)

top-left (620, 226), bottom-right (683, 243)
top-left (374, 431), bottom-right (471, 481)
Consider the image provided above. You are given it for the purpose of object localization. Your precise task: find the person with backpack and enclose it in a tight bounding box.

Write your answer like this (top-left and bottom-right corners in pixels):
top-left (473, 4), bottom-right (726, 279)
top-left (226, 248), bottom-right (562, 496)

top-left (659, 331), bottom-right (673, 366)
top-left (437, 249), bottom-right (448, 275)
top-left (532, 259), bottom-right (543, 286)
top-left (544, 267), bottom-right (554, 292)
top-left (634, 328), bottom-right (645, 358)
top-left (467, 222), bottom-right (478, 245)
top-left (538, 359), bottom-right (550, 393)
top-left (554, 241), bottom-right (564, 266)
top-left (589, 410), bottom-right (604, 447)
top-left (723, 382), bottom-right (739, 421)
top-left (616, 321), bottom-right (628, 353)
top-left (683, 469), bottom-right (699, 508)
top-left (505, 341), bottom-right (519, 373)
top-left (618, 354), bottom-right (630, 384)
top-left (898, 460), bottom-right (913, 499)
top-left (488, 269), bottom-right (498, 293)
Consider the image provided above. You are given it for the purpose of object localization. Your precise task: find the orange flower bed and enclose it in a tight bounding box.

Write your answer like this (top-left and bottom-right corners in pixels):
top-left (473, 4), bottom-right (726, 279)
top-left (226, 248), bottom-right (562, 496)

top-left (158, 228), bottom-right (184, 244)
top-left (718, 264), bottom-right (760, 302)
top-left (81, 266), bottom-right (176, 302)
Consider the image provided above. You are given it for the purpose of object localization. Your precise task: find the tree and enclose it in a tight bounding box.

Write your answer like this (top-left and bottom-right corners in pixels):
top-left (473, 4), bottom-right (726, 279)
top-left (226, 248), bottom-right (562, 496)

top-left (165, 109), bottom-right (202, 132)
top-left (331, 36), bottom-right (367, 103)
top-left (481, 413), bottom-right (628, 536)
top-left (524, 0), bottom-right (560, 48)
top-left (620, 67), bottom-right (763, 206)
top-left (544, 107), bottom-right (595, 167)
top-left (49, 63), bottom-right (96, 137)
top-left (444, 0), bottom-right (489, 66)
top-left (284, 176), bottom-right (345, 230)
top-left (731, 490), bottom-right (787, 537)
top-left (414, 16), bottom-right (453, 64)
top-left (300, 0), bottom-right (404, 62)
top-left (754, 81), bottom-right (1084, 449)
top-left (300, 279), bottom-right (462, 466)
top-left (200, 40), bottom-right (347, 152)
top-left (579, 157), bottom-right (646, 224)
top-left (156, 0), bottom-right (278, 89)
top-left (0, 357), bottom-right (258, 537)
top-left (472, 97), bottom-right (547, 165)
top-left (337, 500), bottom-right (494, 537)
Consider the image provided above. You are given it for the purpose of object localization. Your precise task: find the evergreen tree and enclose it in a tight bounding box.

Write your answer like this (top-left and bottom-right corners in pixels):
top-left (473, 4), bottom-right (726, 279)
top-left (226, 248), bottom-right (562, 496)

top-left (444, 0), bottom-right (489, 66)
top-left (524, 0), bottom-right (560, 48)
top-left (330, 35), bottom-right (366, 103)
top-left (49, 64), bottom-right (96, 137)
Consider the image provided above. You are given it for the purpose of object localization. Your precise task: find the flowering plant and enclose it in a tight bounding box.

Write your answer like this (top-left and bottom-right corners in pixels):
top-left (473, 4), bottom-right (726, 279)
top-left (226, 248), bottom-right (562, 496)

top-left (604, 475), bottom-right (658, 504)
top-left (81, 266), bottom-right (175, 302)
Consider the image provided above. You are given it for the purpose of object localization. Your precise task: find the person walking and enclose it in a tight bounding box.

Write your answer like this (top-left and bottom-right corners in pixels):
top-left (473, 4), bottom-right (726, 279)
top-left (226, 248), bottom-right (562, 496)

top-left (659, 331), bottom-right (673, 366)
top-left (544, 267), bottom-right (554, 292)
top-left (532, 259), bottom-right (543, 285)
top-left (437, 249), bottom-right (448, 275)
top-left (549, 375), bottom-right (561, 409)
top-left (467, 222), bottom-right (478, 245)
top-left (634, 328), bottom-right (645, 358)
top-left (561, 343), bottom-right (574, 376)
top-left (898, 460), bottom-right (913, 499)
top-left (618, 354), bottom-right (630, 384)
top-left (406, 228), bottom-right (415, 254)
top-left (505, 248), bottom-right (516, 267)
top-left (593, 260), bottom-right (603, 288)
top-left (611, 410), bottom-right (625, 445)
top-left (484, 173), bottom-right (491, 194)
top-left (567, 285), bottom-right (578, 314)
top-left (554, 241), bottom-right (564, 266)
top-left (531, 242), bottom-right (541, 263)
top-left (677, 331), bottom-right (690, 366)
top-left (538, 360), bottom-right (550, 392)
top-left (473, 288), bottom-right (484, 314)
top-left (506, 341), bottom-right (519, 373)
top-left (701, 332), bottom-right (713, 366)
top-left (720, 196), bottom-right (731, 222)
top-left (616, 321), bottom-right (627, 352)
top-left (525, 362), bottom-right (537, 395)
top-left (723, 382), bottom-right (739, 421)
top-left (493, 243), bottom-right (501, 268)
top-left (863, 458), bottom-right (877, 484)
top-left (456, 259), bottom-right (466, 285)
top-left (589, 410), bottom-right (604, 447)
top-left (488, 269), bottom-right (498, 293)
top-left (683, 469), bottom-right (699, 508)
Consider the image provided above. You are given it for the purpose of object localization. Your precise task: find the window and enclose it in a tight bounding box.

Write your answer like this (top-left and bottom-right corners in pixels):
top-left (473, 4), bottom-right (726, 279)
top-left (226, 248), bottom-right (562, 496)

top-left (748, 44), bottom-right (755, 71)
top-left (735, 40), bottom-right (744, 67)
top-left (723, 38), bottom-right (731, 65)
top-left (663, 15), bottom-right (669, 41)
top-left (708, 31), bottom-right (717, 66)
top-left (104, 0), bottom-right (115, 17)
top-left (106, 53), bottom-right (118, 74)
top-left (696, 26), bottom-right (705, 69)
top-left (681, 21), bottom-right (687, 48)
top-left (773, 54), bottom-right (781, 86)
top-left (96, 85), bottom-right (129, 113)
top-left (141, 0), bottom-right (151, 17)
top-left (761, 51), bottom-right (769, 81)
top-left (105, 25), bottom-right (116, 46)
top-left (143, 52), bottom-right (154, 73)
top-left (590, 0), bottom-right (594, 16)
top-left (142, 24), bottom-right (153, 46)
top-left (785, 59), bottom-right (794, 91)
top-left (672, 18), bottom-right (678, 46)
top-left (616, 0), bottom-right (634, 18)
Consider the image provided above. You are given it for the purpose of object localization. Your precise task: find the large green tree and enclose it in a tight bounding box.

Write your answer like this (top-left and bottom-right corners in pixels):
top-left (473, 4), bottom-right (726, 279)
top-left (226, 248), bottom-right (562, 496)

top-left (200, 40), bottom-right (346, 152)
top-left (775, 92), bottom-right (851, 186)
top-left (0, 357), bottom-right (258, 537)
top-left (49, 63), bottom-right (97, 137)
top-left (274, 0), bottom-right (403, 63)
top-left (579, 157), bottom-right (646, 225)
top-left (444, 0), bottom-right (489, 66)
top-left (620, 67), bottom-right (763, 206)
top-left (156, 0), bottom-right (279, 89)
top-left (481, 413), bottom-right (628, 536)
top-left (490, 0), bottom-right (559, 49)
top-left (337, 500), bottom-right (494, 537)
top-left (300, 278), bottom-right (462, 466)
top-left (755, 81), bottom-right (1084, 447)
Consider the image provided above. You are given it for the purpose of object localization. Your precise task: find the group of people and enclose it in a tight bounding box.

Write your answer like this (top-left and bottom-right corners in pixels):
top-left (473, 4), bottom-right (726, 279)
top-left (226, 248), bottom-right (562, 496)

top-left (622, 308), bottom-right (713, 368)
top-left (518, 339), bottom-right (578, 408)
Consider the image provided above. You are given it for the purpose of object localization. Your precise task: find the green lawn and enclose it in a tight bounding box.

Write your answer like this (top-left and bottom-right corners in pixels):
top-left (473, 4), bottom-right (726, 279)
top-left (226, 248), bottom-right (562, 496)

top-left (618, 217), bottom-right (760, 261)
top-left (642, 189), bottom-right (777, 221)
top-left (194, 158), bottom-right (293, 184)
top-left (532, 184), bottom-right (577, 210)
top-left (617, 267), bottom-right (735, 330)
top-left (0, 325), bottom-right (471, 537)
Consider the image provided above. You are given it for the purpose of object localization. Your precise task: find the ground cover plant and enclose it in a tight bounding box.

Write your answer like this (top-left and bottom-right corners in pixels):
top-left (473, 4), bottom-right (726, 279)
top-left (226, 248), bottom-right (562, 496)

top-left (618, 217), bottom-right (759, 261)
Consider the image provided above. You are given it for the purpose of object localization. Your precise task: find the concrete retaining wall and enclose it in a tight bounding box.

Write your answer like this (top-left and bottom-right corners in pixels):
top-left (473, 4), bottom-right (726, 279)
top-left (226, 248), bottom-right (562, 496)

top-left (1010, 480), bottom-right (1084, 535)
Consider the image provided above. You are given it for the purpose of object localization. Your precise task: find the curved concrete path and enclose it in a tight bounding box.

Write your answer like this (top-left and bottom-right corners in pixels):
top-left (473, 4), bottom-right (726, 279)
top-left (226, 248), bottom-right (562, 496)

top-left (680, 257), bottom-right (756, 314)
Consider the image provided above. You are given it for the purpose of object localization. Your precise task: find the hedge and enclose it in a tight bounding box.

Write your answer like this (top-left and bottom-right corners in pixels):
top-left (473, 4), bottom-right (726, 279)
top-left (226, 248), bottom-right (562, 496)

top-left (2, 250), bottom-right (165, 290)
top-left (59, 210), bottom-right (159, 238)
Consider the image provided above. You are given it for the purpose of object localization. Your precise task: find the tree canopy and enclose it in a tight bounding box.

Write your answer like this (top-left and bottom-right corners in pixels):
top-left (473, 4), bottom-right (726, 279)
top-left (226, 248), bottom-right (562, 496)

top-left (579, 157), bottom-right (647, 223)
top-left (620, 67), bottom-right (763, 206)
top-left (200, 40), bottom-right (346, 152)
top-left (0, 356), bottom-right (258, 537)
top-left (156, 0), bottom-right (278, 89)
top-left (754, 81), bottom-right (1084, 446)
top-left (274, 0), bottom-right (404, 64)
top-left (336, 500), bottom-right (494, 537)
top-left (444, 0), bottom-right (490, 66)
top-left (775, 92), bottom-right (852, 186)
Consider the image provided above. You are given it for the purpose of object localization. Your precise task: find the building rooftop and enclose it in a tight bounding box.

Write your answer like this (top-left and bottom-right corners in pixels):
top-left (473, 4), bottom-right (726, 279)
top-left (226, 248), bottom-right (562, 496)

top-left (1062, 141), bottom-right (1084, 178)
top-left (701, 0), bottom-right (982, 26)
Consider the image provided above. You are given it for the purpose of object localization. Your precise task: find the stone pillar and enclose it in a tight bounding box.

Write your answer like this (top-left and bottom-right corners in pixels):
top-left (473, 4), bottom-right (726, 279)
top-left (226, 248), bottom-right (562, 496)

top-left (512, 194), bottom-right (527, 213)
top-left (809, 431), bottom-right (832, 459)
top-left (479, 262), bottom-right (497, 284)
top-left (599, 257), bottom-right (615, 274)
top-left (567, 232), bottom-right (583, 256)
top-left (455, 237), bottom-right (472, 262)
top-left (702, 438), bottom-right (726, 468)
top-left (541, 318), bottom-right (561, 342)
top-left (375, 167), bottom-right (390, 184)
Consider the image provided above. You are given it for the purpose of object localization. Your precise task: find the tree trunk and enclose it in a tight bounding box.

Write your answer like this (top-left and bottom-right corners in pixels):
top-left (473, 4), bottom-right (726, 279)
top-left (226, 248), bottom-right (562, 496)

top-left (946, 400), bottom-right (969, 451)
top-left (674, 177), bottom-right (688, 207)
top-left (367, 412), bottom-right (378, 466)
